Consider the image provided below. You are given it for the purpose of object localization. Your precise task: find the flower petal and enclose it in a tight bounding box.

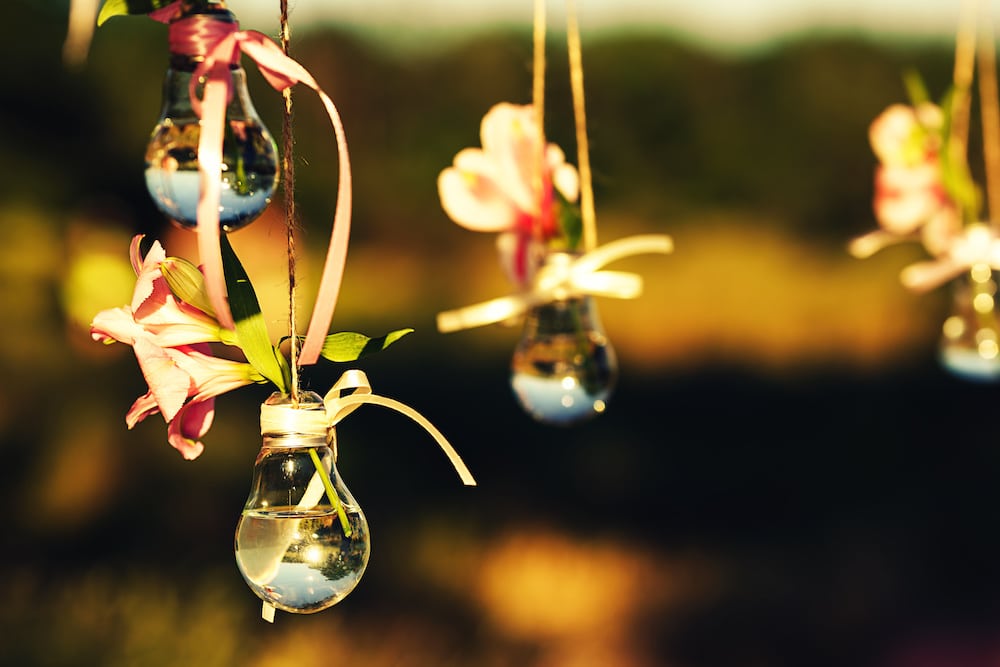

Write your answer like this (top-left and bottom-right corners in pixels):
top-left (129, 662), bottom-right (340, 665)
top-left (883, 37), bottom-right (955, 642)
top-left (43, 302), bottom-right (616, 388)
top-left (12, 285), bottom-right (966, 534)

top-left (167, 397), bottom-right (214, 460)
top-left (133, 338), bottom-right (192, 423)
top-left (91, 306), bottom-right (142, 344)
top-left (167, 346), bottom-right (258, 397)
top-left (125, 391), bottom-right (160, 429)
top-left (438, 162), bottom-right (518, 231)
top-left (481, 103), bottom-right (541, 215)
top-left (130, 239), bottom-right (167, 312)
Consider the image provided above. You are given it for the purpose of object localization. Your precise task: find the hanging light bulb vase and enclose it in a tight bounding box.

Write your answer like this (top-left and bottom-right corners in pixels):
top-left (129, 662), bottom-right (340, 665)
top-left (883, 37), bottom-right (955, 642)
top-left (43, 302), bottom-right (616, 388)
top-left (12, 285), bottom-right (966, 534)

top-left (235, 391), bottom-right (370, 615)
top-left (510, 252), bottom-right (618, 425)
top-left (939, 262), bottom-right (1000, 381)
top-left (145, 2), bottom-right (278, 231)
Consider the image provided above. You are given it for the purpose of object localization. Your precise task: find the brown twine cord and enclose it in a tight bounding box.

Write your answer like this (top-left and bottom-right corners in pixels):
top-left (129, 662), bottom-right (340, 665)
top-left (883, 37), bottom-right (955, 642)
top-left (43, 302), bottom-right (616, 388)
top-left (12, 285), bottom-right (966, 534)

top-left (951, 0), bottom-right (977, 217)
top-left (532, 0), bottom-right (547, 235)
top-left (566, 0), bottom-right (597, 251)
top-left (279, 0), bottom-right (300, 403)
top-left (977, 12), bottom-right (1000, 222)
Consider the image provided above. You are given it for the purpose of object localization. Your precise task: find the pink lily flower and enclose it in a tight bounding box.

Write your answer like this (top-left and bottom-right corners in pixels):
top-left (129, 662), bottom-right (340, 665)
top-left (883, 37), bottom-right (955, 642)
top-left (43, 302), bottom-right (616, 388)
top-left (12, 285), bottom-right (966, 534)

top-left (869, 103), bottom-right (958, 238)
top-left (91, 236), bottom-right (262, 459)
top-left (91, 236), bottom-right (226, 348)
top-left (438, 102), bottom-right (579, 285)
top-left (126, 340), bottom-right (261, 460)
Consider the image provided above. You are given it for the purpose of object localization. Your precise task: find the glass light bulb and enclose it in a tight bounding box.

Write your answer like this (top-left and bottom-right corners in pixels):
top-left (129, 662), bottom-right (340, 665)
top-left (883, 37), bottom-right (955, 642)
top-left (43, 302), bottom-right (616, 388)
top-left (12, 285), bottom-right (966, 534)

top-left (510, 294), bottom-right (618, 425)
top-left (145, 6), bottom-right (278, 231)
top-left (939, 264), bottom-right (1000, 382)
top-left (235, 392), bottom-right (370, 614)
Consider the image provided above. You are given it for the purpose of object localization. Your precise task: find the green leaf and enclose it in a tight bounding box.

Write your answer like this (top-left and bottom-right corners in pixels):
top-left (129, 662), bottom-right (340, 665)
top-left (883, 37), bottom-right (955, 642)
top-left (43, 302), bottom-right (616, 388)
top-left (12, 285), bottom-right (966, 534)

top-left (161, 257), bottom-right (214, 317)
top-left (556, 189), bottom-right (583, 252)
top-left (220, 235), bottom-right (287, 392)
top-left (902, 69), bottom-right (930, 107)
top-left (97, 0), bottom-right (174, 25)
top-left (320, 329), bottom-right (414, 362)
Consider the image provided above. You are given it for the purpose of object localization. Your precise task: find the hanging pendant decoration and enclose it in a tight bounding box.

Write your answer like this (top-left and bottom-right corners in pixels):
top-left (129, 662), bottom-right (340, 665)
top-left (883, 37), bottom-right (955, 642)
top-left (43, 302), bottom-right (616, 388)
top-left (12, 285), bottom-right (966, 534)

top-left (435, 0), bottom-right (672, 425)
top-left (90, 0), bottom-right (475, 621)
top-left (145, 3), bottom-right (279, 233)
top-left (236, 392), bottom-right (371, 617)
top-left (850, 0), bottom-right (1000, 381)
top-left (237, 373), bottom-right (474, 620)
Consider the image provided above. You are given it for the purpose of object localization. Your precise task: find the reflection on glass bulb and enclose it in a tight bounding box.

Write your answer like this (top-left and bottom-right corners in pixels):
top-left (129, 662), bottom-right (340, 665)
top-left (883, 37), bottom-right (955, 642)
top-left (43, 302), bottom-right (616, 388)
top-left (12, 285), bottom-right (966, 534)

top-left (145, 6), bottom-right (278, 231)
top-left (235, 392), bottom-right (370, 614)
top-left (940, 263), bottom-right (1000, 382)
top-left (511, 295), bottom-right (617, 425)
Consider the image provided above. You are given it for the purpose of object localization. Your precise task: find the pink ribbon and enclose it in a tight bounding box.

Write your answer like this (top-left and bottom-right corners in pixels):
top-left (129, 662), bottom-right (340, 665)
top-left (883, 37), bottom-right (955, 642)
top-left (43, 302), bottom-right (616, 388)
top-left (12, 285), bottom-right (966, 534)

top-left (153, 3), bottom-right (351, 365)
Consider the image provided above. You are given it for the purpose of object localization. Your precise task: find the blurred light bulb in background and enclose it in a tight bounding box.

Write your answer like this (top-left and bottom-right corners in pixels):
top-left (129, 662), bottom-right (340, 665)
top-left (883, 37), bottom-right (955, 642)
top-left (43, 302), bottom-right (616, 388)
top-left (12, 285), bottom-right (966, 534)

top-left (235, 392), bottom-right (370, 614)
top-left (144, 3), bottom-right (278, 231)
top-left (511, 287), bottom-right (618, 426)
top-left (940, 263), bottom-right (1000, 382)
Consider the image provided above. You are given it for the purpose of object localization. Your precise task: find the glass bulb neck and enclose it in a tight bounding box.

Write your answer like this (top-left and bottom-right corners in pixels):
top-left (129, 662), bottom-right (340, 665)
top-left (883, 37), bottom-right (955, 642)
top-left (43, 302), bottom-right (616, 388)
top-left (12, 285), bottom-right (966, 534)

top-left (523, 295), bottom-right (602, 337)
top-left (259, 391), bottom-right (332, 449)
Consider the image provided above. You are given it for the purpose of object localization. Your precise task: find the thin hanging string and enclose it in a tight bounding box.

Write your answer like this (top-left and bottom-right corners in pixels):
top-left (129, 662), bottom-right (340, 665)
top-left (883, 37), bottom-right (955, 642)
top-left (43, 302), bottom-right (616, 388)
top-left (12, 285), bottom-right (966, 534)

top-left (566, 0), bottom-right (597, 251)
top-left (977, 6), bottom-right (1000, 222)
top-left (951, 0), bottom-right (978, 213)
top-left (279, 0), bottom-right (300, 403)
top-left (532, 0), bottom-right (547, 231)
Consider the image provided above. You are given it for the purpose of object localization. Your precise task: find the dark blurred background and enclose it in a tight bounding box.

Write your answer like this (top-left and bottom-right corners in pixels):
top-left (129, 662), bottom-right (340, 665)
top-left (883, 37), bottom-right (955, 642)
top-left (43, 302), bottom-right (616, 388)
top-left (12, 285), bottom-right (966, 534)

top-left (5, 1), bottom-right (1000, 666)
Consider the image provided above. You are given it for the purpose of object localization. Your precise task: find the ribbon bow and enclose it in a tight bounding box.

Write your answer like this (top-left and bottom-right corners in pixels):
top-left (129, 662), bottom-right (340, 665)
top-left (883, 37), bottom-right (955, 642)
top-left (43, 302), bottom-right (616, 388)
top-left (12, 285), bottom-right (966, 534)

top-left (259, 369), bottom-right (475, 485)
top-left (153, 3), bottom-right (350, 365)
top-left (437, 234), bottom-right (673, 333)
top-left (900, 223), bottom-right (1000, 292)
top-left (323, 370), bottom-right (476, 486)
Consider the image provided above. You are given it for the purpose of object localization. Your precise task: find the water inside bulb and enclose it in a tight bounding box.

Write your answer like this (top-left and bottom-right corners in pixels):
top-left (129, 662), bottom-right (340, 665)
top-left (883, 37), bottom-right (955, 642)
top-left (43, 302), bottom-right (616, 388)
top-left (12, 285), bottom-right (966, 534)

top-left (939, 263), bottom-right (1000, 382)
top-left (235, 392), bottom-right (370, 614)
top-left (145, 9), bottom-right (278, 231)
top-left (511, 295), bottom-right (618, 425)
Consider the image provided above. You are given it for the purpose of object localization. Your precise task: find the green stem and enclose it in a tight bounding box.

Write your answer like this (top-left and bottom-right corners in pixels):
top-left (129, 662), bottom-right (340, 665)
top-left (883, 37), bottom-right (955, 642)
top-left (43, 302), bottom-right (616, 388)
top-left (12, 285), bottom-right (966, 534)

top-left (307, 447), bottom-right (352, 537)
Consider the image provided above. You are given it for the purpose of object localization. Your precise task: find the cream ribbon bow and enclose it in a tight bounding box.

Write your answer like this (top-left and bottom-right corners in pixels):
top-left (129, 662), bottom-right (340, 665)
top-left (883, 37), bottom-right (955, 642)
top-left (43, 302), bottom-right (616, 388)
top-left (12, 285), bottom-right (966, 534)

top-left (900, 223), bottom-right (1000, 292)
top-left (437, 234), bottom-right (673, 333)
top-left (320, 370), bottom-right (476, 486)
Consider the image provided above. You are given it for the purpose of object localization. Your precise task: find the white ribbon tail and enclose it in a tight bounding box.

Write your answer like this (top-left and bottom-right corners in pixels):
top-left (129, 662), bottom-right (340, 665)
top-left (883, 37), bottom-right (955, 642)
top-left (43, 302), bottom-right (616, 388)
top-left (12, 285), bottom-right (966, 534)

top-left (574, 270), bottom-right (643, 298)
top-left (573, 233), bottom-right (673, 273)
top-left (900, 258), bottom-right (966, 293)
top-left (332, 393), bottom-right (477, 486)
top-left (436, 294), bottom-right (538, 333)
top-left (437, 233), bottom-right (673, 333)
top-left (848, 229), bottom-right (906, 259)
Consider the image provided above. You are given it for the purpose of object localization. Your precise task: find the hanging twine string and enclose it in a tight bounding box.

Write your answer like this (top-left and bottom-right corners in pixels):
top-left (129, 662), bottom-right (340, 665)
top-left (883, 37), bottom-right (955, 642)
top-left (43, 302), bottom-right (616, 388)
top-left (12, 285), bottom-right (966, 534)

top-left (977, 6), bottom-right (1000, 222)
top-left (566, 0), bottom-right (597, 251)
top-left (152, 2), bottom-right (353, 365)
top-left (532, 0), bottom-right (548, 235)
top-left (278, 0), bottom-right (300, 402)
top-left (950, 0), bottom-right (978, 206)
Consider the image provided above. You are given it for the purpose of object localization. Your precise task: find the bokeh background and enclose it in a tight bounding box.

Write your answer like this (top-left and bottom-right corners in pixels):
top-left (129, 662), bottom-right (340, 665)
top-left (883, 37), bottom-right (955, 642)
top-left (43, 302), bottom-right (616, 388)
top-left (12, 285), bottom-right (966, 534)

top-left (6, 1), bottom-right (1000, 665)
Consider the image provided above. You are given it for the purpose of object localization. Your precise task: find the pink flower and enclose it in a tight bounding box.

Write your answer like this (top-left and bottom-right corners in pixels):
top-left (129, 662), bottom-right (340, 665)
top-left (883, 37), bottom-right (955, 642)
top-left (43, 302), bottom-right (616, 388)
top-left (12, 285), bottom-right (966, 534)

top-left (438, 102), bottom-right (579, 285)
top-left (126, 341), bottom-right (260, 460)
top-left (869, 103), bottom-right (942, 167)
top-left (869, 103), bottom-right (957, 236)
top-left (91, 236), bottom-right (226, 348)
top-left (91, 236), bottom-right (261, 459)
